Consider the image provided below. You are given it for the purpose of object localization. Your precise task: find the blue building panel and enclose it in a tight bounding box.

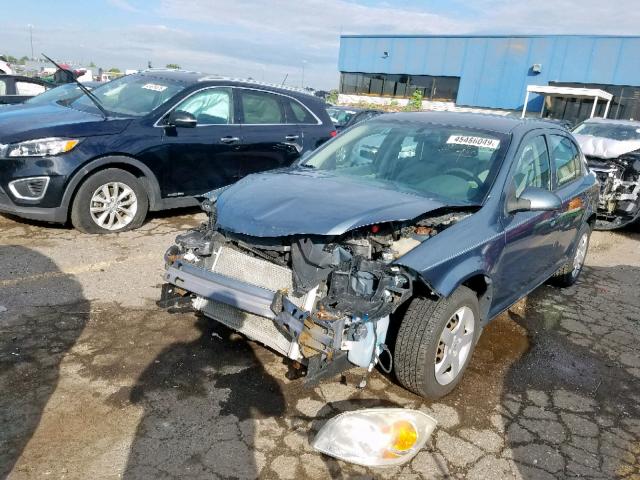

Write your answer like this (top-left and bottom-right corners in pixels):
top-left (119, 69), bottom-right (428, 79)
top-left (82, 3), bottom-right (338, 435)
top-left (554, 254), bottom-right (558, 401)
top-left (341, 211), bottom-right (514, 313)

top-left (338, 35), bottom-right (640, 110)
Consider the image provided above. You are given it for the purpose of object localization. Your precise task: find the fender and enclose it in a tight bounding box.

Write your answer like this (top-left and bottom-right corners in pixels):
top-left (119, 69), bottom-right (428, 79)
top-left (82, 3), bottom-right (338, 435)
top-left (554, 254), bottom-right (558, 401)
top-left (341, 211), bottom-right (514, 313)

top-left (61, 155), bottom-right (163, 211)
top-left (419, 255), bottom-right (493, 321)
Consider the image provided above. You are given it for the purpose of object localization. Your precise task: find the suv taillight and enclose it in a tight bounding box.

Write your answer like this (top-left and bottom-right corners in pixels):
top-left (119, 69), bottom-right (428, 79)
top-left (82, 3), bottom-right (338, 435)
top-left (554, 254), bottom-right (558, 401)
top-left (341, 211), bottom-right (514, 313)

top-left (330, 130), bottom-right (337, 137)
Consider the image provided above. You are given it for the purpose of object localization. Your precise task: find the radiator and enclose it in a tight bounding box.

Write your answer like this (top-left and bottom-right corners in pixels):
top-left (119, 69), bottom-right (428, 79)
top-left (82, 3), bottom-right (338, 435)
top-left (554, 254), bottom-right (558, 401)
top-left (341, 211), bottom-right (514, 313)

top-left (193, 246), bottom-right (310, 359)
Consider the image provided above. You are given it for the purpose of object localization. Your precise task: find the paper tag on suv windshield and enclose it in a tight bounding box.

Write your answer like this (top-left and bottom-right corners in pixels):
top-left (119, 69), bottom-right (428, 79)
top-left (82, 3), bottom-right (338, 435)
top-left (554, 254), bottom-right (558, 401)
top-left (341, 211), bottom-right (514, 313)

top-left (142, 83), bottom-right (168, 92)
top-left (447, 135), bottom-right (500, 150)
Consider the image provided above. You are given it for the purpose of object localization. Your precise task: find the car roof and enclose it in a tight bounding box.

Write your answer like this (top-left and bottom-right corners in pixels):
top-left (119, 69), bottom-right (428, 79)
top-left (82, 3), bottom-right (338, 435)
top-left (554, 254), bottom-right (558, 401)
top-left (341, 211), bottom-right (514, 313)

top-left (581, 117), bottom-right (640, 127)
top-left (0, 74), bottom-right (52, 85)
top-left (138, 69), bottom-right (206, 84)
top-left (138, 69), bottom-right (320, 100)
top-left (369, 111), bottom-right (557, 134)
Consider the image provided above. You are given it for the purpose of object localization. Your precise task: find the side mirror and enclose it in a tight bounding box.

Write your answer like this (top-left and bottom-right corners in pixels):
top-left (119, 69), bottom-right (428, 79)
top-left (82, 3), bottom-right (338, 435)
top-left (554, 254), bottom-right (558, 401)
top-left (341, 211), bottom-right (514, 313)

top-left (167, 110), bottom-right (197, 128)
top-left (507, 186), bottom-right (561, 214)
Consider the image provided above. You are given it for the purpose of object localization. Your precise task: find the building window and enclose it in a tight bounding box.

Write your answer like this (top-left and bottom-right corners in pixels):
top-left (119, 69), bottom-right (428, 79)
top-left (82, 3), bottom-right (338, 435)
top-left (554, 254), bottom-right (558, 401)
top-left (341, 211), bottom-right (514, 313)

top-left (339, 72), bottom-right (459, 101)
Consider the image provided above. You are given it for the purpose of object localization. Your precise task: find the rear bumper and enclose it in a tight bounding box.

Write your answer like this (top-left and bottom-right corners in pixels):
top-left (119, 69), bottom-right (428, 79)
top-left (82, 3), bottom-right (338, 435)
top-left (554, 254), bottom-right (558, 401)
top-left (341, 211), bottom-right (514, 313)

top-left (0, 185), bottom-right (67, 223)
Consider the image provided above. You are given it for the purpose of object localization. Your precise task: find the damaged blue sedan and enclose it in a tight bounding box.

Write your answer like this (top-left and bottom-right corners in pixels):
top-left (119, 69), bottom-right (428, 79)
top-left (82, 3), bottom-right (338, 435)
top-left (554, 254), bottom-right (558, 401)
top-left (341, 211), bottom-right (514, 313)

top-left (162, 112), bottom-right (599, 399)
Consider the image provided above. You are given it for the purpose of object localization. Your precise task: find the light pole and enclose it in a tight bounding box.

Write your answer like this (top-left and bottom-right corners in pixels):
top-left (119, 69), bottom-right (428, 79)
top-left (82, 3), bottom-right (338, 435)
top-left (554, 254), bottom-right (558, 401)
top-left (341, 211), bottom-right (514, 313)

top-left (301, 60), bottom-right (307, 88)
top-left (28, 24), bottom-right (34, 60)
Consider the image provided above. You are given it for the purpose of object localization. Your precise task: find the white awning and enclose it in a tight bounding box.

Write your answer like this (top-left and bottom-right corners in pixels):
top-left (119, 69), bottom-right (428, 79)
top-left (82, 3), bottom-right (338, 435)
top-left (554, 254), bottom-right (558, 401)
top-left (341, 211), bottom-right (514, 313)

top-left (521, 85), bottom-right (613, 119)
top-left (525, 85), bottom-right (613, 101)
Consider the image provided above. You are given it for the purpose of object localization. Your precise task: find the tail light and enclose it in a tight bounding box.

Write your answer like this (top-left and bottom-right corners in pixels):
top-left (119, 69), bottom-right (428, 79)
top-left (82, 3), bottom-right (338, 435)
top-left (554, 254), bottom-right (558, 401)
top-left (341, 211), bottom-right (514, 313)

top-left (330, 130), bottom-right (337, 138)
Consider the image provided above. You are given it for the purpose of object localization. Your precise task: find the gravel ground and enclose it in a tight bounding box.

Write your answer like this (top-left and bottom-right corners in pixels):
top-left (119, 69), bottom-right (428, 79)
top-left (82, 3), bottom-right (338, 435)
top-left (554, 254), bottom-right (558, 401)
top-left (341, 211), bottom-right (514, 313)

top-left (0, 210), bottom-right (639, 479)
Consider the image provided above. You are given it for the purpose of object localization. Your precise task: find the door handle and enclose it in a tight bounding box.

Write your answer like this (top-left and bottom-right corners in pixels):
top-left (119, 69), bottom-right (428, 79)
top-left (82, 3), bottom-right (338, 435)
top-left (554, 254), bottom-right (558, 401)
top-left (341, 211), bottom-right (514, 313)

top-left (285, 135), bottom-right (299, 141)
top-left (220, 136), bottom-right (240, 144)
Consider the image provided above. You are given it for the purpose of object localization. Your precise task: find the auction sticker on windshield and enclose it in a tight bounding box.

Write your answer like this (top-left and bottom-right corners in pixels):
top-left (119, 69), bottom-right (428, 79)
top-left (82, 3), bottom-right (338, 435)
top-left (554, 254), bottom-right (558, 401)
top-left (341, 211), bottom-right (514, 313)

top-left (142, 83), bottom-right (168, 92)
top-left (447, 135), bottom-right (500, 149)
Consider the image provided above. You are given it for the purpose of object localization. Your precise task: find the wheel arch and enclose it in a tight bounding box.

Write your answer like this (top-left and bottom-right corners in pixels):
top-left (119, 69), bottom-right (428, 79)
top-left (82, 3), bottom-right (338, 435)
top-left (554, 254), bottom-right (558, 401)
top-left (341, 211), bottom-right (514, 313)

top-left (62, 155), bottom-right (162, 219)
top-left (419, 257), bottom-right (494, 322)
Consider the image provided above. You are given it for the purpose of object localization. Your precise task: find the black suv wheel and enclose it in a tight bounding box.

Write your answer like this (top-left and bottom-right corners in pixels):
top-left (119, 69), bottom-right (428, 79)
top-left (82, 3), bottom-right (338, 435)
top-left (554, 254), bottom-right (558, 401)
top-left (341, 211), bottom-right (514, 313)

top-left (71, 169), bottom-right (148, 234)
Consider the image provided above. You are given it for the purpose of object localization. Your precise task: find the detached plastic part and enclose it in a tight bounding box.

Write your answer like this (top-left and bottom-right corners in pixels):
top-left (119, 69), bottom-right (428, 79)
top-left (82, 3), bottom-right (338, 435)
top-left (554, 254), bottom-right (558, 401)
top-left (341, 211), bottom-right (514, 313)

top-left (312, 408), bottom-right (437, 467)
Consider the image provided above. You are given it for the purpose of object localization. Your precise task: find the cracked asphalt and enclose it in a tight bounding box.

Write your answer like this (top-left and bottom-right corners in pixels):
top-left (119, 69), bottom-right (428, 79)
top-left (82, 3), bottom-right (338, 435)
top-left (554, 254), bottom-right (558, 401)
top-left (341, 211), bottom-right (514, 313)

top-left (1, 210), bottom-right (639, 479)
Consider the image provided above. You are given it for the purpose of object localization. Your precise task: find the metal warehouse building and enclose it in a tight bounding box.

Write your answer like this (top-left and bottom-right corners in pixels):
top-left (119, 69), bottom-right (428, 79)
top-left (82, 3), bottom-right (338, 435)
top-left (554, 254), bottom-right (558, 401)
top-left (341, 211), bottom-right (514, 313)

top-left (338, 35), bottom-right (640, 122)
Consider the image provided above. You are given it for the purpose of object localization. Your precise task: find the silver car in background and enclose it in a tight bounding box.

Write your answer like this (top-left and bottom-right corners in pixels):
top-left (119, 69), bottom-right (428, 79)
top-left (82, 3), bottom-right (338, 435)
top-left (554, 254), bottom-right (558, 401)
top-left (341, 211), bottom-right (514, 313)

top-left (573, 118), bottom-right (640, 230)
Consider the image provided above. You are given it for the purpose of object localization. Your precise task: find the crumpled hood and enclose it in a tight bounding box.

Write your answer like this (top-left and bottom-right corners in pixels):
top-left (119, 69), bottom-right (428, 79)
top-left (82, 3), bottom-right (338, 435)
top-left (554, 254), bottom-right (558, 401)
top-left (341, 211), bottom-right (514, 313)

top-left (574, 134), bottom-right (640, 159)
top-left (216, 170), bottom-right (456, 237)
top-left (0, 104), bottom-right (130, 144)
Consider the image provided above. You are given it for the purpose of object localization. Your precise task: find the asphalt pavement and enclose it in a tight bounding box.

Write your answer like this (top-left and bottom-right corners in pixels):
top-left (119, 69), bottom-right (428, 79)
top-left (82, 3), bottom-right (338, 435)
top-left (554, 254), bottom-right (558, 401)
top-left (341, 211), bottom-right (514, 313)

top-left (1, 210), bottom-right (639, 479)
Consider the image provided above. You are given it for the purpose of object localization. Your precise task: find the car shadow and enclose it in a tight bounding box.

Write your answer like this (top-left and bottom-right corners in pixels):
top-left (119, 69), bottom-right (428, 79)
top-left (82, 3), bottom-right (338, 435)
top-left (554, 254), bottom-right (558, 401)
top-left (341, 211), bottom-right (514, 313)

top-left (502, 264), bottom-right (640, 478)
top-left (0, 245), bottom-right (90, 479)
top-left (122, 314), bottom-right (286, 479)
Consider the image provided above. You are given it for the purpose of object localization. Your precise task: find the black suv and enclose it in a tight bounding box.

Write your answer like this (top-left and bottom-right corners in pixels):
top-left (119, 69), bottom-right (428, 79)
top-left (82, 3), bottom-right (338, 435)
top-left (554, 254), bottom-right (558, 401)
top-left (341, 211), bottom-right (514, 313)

top-left (0, 70), bottom-right (335, 233)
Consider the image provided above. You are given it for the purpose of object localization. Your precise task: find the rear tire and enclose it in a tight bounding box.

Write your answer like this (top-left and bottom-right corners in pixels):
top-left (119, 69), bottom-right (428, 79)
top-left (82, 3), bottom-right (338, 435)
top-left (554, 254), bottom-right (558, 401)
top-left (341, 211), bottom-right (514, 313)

top-left (550, 224), bottom-right (591, 287)
top-left (394, 286), bottom-right (481, 399)
top-left (71, 169), bottom-right (148, 234)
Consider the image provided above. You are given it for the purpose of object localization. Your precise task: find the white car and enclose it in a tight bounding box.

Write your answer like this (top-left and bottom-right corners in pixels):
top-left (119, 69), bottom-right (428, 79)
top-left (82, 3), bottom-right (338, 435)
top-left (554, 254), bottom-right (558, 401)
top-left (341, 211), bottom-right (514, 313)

top-left (0, 59), bottom-right (13, 75)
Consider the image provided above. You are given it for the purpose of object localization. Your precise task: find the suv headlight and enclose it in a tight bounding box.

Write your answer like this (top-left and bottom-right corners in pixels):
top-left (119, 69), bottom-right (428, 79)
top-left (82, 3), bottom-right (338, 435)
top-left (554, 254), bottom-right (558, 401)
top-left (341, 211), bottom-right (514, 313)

top-left (6, 137), bottom-right (80, 157)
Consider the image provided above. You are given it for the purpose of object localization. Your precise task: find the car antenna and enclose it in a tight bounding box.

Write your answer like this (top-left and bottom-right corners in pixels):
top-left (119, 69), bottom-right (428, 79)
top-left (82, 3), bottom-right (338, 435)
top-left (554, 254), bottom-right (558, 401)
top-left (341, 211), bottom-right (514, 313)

top-left (41, 53), bottom-right (109, 120)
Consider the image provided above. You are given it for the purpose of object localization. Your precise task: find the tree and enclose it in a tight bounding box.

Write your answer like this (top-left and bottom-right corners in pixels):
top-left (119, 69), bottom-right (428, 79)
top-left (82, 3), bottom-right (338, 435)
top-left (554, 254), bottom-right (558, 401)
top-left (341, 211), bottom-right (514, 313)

top-left (19, 56), bottom-right (29, 65)
top-left (327, 89), bottom-right (339, 104)
top-left (88, 61), bottom-right (96, 68)
top-left (108, 67), bottom-right (121, 73)
top-left (166, 63), bottom-right (180, 69)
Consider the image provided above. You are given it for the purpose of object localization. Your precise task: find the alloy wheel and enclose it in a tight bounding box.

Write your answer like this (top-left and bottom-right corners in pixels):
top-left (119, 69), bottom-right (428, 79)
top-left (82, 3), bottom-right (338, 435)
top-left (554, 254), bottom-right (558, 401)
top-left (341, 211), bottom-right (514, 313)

top-left (89, 182), bottom-right (138, 231)
top-left (572, 232), bottom-right (588, 278)
top-left (434, 306), bottom-right (475, 385)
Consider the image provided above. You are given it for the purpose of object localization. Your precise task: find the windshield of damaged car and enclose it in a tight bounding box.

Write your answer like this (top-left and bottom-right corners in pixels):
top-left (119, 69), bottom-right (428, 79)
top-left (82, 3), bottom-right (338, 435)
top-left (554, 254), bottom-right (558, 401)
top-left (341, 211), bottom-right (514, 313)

top-left (70, 75), bottom-right (184, 117)
top-left (573, 123), bottom-right (640, 141)
top-left (301, 122), bottom-right (509, 203)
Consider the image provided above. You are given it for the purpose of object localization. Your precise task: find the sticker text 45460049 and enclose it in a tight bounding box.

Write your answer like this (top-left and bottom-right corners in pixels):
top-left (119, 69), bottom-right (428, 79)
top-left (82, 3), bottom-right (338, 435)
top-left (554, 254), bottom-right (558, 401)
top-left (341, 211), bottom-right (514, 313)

top-left (447, 135), bottom-right (500, 150)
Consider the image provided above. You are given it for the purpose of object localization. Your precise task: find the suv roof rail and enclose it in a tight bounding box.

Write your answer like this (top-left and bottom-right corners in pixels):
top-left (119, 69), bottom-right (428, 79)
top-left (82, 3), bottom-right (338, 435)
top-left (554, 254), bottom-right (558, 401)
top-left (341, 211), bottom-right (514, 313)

top-left (142, 68), bottom-right (202, 74)
top-left (198, 75), bottom-right (314, 96)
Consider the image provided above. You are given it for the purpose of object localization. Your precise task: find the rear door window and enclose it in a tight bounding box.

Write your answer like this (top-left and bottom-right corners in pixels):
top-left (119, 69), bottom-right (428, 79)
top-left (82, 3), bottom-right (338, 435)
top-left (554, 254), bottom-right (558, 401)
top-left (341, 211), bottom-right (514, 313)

top-left (284, 98), bottom-right (316, 124)
top-left (0, 79), bottom-right (7, 95)
top-left (549, 135), bottom-right (581, 187)
top-left (239, 90), bottom-right (284, 124)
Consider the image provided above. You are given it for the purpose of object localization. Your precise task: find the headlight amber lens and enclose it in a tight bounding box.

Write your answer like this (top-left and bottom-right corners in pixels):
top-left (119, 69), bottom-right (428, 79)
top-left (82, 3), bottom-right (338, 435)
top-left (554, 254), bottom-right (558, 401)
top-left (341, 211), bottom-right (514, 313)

top-left (390, 420), bottom-right (418, 452)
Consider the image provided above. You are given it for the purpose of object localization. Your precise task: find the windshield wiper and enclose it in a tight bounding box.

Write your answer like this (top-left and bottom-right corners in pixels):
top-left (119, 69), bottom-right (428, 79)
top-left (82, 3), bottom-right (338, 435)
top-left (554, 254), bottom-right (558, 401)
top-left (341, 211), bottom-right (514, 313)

top-left (42, 53), bottom-right (109, 120)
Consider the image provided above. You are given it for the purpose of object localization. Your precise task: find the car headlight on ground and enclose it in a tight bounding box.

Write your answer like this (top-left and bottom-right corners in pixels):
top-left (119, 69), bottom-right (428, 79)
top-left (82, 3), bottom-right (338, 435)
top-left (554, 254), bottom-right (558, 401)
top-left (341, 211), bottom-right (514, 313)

top-left (312, 408), bottom-right (437, 467)
top-left (6, 137), bottom-right (80, 157)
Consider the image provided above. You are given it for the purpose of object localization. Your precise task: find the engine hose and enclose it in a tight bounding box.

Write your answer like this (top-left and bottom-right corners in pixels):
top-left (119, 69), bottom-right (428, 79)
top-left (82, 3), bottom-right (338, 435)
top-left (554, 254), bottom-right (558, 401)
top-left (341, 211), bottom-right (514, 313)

top-left (376, 344), bottom-right (393, 374)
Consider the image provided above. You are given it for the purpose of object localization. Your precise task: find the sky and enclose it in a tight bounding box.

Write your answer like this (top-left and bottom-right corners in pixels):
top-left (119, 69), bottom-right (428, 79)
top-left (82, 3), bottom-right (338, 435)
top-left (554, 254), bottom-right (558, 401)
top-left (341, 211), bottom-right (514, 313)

top-left (2, 0), bottom-right (639, 89)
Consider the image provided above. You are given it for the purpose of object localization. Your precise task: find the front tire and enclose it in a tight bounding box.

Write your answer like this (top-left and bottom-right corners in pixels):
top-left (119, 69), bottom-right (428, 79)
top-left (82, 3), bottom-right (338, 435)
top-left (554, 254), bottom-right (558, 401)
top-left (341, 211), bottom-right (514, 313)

top-left (71, 169), bottom-right (149, 234)
top-left (394, 286), bottom-right (481, 399)
top-left (550, 224), bottom-right (591, 287)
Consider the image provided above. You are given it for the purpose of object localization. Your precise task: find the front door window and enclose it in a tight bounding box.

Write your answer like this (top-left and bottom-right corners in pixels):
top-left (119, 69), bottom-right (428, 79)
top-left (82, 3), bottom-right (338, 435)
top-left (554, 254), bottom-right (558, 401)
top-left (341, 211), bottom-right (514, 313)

top-left (175, 88), bottom-right (232, 125)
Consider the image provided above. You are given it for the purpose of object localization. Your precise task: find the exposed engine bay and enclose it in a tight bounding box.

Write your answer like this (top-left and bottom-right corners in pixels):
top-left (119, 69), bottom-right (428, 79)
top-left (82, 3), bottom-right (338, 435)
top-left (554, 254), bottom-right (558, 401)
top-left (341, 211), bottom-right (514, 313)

top-left (587, 153), bottom-right (640, 229)
top-left (577, 134), bottom-right (640, 230)
top-left (162, 204), bottom-right (472, 385)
